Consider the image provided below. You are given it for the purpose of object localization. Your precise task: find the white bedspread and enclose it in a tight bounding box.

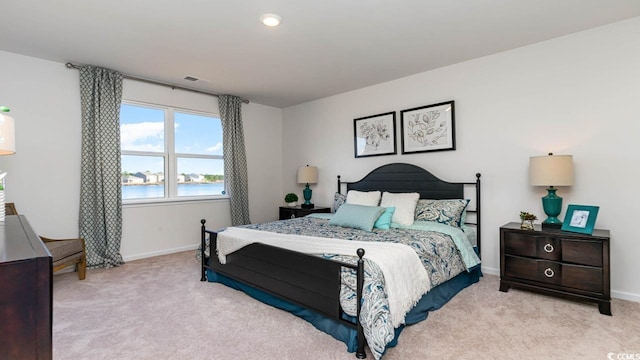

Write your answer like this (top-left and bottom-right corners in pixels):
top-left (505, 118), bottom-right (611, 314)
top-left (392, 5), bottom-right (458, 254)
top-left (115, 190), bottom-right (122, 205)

top-left (217, 227), bottom-right (431, 328)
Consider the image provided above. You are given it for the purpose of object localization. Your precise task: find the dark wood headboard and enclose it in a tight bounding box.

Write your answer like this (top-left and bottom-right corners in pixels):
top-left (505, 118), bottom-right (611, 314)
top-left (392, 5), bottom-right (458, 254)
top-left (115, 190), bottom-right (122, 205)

top-left (337, 163), bottom-right (482, 257)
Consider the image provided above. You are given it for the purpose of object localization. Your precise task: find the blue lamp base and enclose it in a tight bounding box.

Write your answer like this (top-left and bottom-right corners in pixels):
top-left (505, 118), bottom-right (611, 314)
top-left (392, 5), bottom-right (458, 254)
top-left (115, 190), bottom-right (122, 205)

top-left (301, 183), bottom-right (314, 209)
top-left (541, 187), bottom-right (563, 229)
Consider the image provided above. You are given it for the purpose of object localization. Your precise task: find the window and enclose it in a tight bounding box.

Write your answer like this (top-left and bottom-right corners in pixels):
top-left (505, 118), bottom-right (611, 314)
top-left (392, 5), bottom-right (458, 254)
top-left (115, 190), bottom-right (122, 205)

top-left (120, 102), bottom-right (225, 201)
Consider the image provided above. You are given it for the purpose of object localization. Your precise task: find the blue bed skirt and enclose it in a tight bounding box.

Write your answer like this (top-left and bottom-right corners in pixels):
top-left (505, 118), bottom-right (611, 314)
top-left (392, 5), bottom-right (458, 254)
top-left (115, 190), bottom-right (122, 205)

top-left (207, 265), bottom-right (482, 354)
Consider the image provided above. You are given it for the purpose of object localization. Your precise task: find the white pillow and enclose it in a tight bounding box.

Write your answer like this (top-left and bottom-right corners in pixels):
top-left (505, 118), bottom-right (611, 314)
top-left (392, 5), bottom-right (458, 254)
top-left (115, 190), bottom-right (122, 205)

top-left (380, 192), bottom-right (420, 226)
top-left (346, 190), bottom-right (381, 206)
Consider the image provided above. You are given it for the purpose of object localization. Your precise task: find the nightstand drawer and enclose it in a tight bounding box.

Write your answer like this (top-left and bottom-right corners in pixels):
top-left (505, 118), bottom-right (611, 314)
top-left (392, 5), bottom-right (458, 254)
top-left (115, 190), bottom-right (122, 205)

top-left (280, 208), bottom-right (298, 219)
top-left (504, 232), bottom-right (604, 266)
top-left (503, 232), bottom-right (560, 261)
top-left (504, 256), bottom-right (603, 293)
top-left (279, 206), bottom-right (331, 220)
top-left (560, 238), bottom-right (602, 267)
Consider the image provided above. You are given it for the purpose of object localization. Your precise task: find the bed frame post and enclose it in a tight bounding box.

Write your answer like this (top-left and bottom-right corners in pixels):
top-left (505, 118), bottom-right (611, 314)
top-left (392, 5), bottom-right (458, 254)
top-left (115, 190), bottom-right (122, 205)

top-left (337, 175), bottom-right (342, 194)
top-left (356, 248), bottom-right (366, 359)
top-left (200, 219), bottom-right (207, 282)
top-left (475, 173), bottom-right (482, 259)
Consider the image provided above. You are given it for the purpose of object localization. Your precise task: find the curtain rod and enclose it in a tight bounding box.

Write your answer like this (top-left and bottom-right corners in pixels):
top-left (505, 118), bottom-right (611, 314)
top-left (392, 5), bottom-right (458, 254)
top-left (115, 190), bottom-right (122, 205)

top-left (65, 62), bottom-right (249, 104)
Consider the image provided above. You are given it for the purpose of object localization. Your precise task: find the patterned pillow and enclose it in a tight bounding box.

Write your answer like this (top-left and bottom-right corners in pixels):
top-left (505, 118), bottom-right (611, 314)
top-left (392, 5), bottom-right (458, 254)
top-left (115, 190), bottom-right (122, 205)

top-left (414, 199), bottom-right (469, 228)
top-left (333, 192), bottom-right (347, 213)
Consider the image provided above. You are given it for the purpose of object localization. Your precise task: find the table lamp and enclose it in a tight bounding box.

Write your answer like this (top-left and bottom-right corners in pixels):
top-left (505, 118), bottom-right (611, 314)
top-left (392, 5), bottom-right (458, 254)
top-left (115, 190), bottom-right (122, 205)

top-left (297, 165), bottom-right (318, 209)
top-left (0, 106), bottom-right (15, 155)
top-left (529, 153), bottom-right (574, 229)
top-left (0, 106), bottom-right (16, 223)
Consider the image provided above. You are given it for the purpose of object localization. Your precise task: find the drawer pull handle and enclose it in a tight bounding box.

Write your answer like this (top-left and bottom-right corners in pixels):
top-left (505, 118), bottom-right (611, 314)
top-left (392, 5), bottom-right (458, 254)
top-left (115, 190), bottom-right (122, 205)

top-left (543, 243), bottom-right (554, 253)
top-left (544, 268), bottom-right (555, 278)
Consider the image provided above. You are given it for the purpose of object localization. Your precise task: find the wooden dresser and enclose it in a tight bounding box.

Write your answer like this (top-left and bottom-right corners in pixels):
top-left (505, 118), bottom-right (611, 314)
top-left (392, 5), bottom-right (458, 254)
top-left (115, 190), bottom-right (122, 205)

top-left (0, 215), bottom-right (53, 359)
top-left (499, 222), bottom-right (611, 315)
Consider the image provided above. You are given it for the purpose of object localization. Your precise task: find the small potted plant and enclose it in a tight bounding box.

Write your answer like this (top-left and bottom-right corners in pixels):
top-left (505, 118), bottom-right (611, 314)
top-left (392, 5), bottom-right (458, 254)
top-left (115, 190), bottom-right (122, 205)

top-left (284, 193), bottom-right (299, 207)
top-left (519, 211), bottom-right (537, 230)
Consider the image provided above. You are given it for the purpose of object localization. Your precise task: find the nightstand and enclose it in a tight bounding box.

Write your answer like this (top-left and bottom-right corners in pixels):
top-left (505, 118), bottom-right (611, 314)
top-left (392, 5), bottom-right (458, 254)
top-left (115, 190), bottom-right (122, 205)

top-left (279, 205), bottom-right (331, 220)
top-left (499, 222), bottom-right (611, 315)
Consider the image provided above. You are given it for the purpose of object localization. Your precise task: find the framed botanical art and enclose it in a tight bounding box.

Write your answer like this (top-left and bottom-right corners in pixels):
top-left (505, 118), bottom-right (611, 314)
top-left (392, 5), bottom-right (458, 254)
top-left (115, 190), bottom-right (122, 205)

top-left (353, 111), bottom-right (397, 158)
top-left (400, 100), bottom-right (455, 154)
top-left (561, 204), bottom-right (599, 235)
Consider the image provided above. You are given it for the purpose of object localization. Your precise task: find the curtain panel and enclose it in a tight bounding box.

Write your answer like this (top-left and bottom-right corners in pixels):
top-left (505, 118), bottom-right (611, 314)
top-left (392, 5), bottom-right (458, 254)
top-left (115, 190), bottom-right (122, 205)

top-left (219, 95), bottom-right (251, 226)
top-left (78, 65), bottom-right (124, 268)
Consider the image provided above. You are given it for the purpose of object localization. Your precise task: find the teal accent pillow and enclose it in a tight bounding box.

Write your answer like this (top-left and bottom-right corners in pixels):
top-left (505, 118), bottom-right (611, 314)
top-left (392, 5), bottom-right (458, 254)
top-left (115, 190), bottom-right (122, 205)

top-left (414, 199), bottom-right (469, 228)
top-left (328, 203), bottom-right (385, 232)
top-left (374, 207), bottom-right (396, 229)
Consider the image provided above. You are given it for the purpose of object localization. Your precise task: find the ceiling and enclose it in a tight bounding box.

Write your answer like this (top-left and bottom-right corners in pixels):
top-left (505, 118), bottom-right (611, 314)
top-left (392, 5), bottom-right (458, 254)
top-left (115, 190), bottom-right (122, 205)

top-left (2, 1), bottom-right (640, 108)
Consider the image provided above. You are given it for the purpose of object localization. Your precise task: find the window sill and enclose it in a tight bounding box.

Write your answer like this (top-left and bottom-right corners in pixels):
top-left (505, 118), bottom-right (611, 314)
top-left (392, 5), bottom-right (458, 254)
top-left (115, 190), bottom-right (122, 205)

top-left (123, 196), bottom-right (230, 208)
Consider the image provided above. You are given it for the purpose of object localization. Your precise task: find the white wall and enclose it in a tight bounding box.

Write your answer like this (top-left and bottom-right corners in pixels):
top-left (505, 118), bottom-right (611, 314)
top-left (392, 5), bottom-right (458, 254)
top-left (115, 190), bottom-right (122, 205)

top-left (282, 17), bottom-right (640, 301)
top-left (0, 50), bottom-right (283, 261)
top-left (0, 51), bottom-right (81, 238)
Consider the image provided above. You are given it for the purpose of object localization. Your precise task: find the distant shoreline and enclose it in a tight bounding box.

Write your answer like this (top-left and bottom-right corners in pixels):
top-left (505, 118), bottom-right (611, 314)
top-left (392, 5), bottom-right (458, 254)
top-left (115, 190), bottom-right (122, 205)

top-left (122, 181), bottom-right (225, 199)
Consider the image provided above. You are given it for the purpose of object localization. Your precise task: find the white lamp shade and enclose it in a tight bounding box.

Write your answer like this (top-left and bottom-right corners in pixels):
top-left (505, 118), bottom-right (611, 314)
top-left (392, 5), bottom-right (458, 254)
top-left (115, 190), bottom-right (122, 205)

top-left (0, 112), bottom-right (15, 155)
top-left (529, 154), bottom-right (574, 187)
top-left (297, 165), bottom-right (318, 184)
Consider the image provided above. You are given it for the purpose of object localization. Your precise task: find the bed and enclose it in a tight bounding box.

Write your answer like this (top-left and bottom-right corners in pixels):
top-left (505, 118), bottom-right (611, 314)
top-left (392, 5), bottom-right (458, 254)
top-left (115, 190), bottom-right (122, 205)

top-left (200, 163), bottom-right (482, 359)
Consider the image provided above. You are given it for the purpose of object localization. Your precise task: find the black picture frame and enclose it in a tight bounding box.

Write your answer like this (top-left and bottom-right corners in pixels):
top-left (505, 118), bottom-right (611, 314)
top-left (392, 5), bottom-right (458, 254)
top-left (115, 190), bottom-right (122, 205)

top-left (561, 204), bottom-right (599, 235)
top-left (353, 111), bottom-right (397, 158)
top-left (400, 100), bottom-right (456, 154)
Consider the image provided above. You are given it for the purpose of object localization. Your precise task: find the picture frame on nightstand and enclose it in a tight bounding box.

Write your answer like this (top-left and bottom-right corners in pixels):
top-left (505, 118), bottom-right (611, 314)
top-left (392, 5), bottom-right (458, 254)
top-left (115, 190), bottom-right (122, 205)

top-left (561, 204), bottom-right (599, 235)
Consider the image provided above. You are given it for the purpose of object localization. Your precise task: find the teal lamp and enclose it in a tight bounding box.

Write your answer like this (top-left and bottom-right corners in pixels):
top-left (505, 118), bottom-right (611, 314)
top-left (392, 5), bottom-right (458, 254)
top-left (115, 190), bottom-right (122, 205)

top-left (529, 153), bottom-right (574, 229)
top-left (297, 165), bottom-right (318, 209)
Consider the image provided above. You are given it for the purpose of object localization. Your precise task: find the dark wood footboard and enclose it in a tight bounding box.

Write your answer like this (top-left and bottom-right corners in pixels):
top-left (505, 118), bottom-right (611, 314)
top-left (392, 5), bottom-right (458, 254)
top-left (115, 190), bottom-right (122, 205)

top-left (200, 219), bottom-right (367, 359)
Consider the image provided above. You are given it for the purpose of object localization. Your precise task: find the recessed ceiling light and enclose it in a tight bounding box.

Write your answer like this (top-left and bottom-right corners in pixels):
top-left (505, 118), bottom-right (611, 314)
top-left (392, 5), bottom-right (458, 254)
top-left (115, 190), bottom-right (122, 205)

top-left (260, 13), bottom-right (281, 27)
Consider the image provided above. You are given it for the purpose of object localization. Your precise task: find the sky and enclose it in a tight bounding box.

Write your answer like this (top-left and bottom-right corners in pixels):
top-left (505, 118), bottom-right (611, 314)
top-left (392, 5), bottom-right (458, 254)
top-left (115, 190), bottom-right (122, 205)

top-left (120, 104), bottom-right (224, 175)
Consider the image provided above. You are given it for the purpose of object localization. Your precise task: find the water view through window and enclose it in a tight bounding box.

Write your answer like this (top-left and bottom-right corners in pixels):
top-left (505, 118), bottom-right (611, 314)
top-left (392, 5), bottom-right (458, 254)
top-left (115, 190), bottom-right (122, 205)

top-left (122, 182), bottom-right (225, 199)
top-left (120, 103), bottom-right (225, 200)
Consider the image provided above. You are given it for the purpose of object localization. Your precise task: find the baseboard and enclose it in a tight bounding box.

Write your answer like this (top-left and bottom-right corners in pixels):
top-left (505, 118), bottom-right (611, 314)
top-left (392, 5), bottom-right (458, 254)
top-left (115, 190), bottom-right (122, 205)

top-left (611, 290), bottom-right (640, 303)
top-left (481, 265), bottom-right (499, 276)
top-left (122, 244), bottom-right (199, 262)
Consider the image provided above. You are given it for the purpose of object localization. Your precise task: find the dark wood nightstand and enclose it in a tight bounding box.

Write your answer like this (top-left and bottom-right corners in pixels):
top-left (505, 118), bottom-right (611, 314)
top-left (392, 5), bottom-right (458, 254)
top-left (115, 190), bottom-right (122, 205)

top-left (499, 222), bottom-right (611, 315)
top-left (279, 205), bottom-right (331, 220)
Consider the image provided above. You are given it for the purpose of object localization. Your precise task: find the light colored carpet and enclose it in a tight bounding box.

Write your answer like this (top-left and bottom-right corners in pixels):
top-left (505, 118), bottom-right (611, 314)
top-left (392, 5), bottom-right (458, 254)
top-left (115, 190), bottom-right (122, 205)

top-left (53, 251), bottom-right (640, 360)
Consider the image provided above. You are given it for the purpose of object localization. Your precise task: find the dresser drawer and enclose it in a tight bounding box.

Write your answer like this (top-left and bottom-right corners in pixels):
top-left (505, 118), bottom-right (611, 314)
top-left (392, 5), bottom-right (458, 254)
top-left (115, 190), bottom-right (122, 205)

top-left (504, 232), bottom-right (603, 267)
top-left (504, 256), bottom-right (603, 293)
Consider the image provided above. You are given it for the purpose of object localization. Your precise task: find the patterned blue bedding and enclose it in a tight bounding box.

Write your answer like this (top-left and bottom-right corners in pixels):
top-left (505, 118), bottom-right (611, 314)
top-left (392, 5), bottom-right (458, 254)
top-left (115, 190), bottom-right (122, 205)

top-left (239, 216), bottom-right (475, 359)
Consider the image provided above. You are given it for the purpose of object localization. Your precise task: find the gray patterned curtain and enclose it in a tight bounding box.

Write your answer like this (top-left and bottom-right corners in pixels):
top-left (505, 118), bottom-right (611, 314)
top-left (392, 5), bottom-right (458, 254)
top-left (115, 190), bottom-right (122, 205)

top-left (219, 95), bottom-right (251, 225)
top-left (78, 65), bottom-right (124, 268)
